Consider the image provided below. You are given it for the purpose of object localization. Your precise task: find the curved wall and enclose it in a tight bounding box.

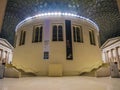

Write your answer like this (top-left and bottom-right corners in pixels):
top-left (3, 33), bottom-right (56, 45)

top-left (13, 15), bottom-right (102, 76)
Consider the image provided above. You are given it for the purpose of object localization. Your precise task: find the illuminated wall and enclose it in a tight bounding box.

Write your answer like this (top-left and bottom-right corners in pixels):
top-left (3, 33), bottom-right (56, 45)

top-left (117, 0), bottom-right (120, 13)
top-left (13, 13), bottom-right (102, 76)
top-left (101, 37), bottom-right (120, 69)
top-left (0, 38), bottom-right (13, 64)
top-left (0, 0), bottom-right (7, 32)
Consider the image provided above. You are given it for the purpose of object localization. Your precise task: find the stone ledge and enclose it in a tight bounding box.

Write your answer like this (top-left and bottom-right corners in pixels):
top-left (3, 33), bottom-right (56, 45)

top-left (95, 67), bottom-right (110, 77)
top-left (4, 67), bottom-right (21, 78)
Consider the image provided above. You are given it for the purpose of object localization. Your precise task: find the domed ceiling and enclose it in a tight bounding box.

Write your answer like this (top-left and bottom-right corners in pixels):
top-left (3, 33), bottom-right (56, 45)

top-left (0, 0), bottom-right (120, 46)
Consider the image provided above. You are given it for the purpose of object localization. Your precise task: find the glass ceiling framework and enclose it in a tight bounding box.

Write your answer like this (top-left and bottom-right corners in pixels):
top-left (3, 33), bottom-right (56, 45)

top-left (1, 0), bottom-right (120, 45)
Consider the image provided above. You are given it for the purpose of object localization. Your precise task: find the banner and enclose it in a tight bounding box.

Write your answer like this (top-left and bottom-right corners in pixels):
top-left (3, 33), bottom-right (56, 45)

top-left (65, 20), bottom-right (73, 60)
top-left (43, 20), bottom-right (50, 59)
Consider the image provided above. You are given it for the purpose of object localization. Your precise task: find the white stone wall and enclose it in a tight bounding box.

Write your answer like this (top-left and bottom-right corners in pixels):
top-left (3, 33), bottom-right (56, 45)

top-left (0, 40), bottom-right (13, 64)
top-left (102, 40), bottom-right (120, 68)
top-left (0, 0), bottom-right (7, 32)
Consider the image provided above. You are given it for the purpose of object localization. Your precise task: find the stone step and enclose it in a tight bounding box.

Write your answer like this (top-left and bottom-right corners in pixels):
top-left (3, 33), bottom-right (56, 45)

top-left (4, 67), bottom-right (21, 78)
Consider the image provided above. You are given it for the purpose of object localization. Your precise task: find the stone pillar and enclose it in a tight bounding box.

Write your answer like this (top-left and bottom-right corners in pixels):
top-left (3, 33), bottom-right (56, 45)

top-left (112, 49), bottom-right (116, 62)
top-left (0, 50), bottom-right (1, 61)
top-left (0, 0), bottom-right (7, 32)
top-left (0, 50), bottom-right (3, 63)
top-left (107, 51), bottom-right (110, 62)
top-left (1, 50), bottom-right (7, 65)
top-left (5, 51), bottom-right (8, 64)
top-left (9, 52), bottom-right (13, 64)
top-left (115, 47), bottom-right (120, 69)
top-left (111, 49), bottom-right (114, 62)
top-left (104, 51), bottom-right (108, 63)
top-left (7, 52), bottom-right (9, 63)
top-left (118, 47), bottom-right (120, 60)
top-left (117, 0), bottom-right (120, 13)
top-left (115, 47), bottom-right (119, 62)
top-left (2, 50), bottom-right (6, 62)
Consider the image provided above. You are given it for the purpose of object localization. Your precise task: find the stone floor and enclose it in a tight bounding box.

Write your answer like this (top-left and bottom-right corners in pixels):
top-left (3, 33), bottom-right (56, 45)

top-left (0, 76), bottom-right (120, 90)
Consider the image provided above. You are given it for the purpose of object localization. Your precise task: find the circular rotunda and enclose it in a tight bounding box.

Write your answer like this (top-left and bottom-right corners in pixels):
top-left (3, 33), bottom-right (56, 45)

top-left (12, 12), bottom-right (102, 76)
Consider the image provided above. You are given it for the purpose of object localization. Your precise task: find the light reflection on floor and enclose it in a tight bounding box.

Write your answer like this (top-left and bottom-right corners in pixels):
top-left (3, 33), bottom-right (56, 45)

top-left (0, 76), bottom-right (120, 90)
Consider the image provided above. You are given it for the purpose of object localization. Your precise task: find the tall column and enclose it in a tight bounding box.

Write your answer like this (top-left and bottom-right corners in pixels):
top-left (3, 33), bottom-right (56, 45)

top-left (104, 51), bottom-right (108, 63)
top-left (117, 0), bottom-right (120, 13)
top-left (5, 51), bottom-right (8, 64)
top-left (0, 50), bottom-right (1, 61)
top-left (107, 51), bottom-right (110, 62)
top-left (1, 50), bottom-right (3, 62)
top-left (115, 47), bottom-right (120, 69)
top-left (0, 0), bottom-right (7, 32)
top-left (7, 52), bottom-right (9, 63)
top-left (118, 47), bottom-right (120, 60)
top-left (115, 47), bottom-right (119, 62)
top-left (111, 49), bottom-right (114, 62)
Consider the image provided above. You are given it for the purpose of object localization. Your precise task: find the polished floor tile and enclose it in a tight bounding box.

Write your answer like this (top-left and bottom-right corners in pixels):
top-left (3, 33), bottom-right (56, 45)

top-left (0, 76), bottom-right (120, 90)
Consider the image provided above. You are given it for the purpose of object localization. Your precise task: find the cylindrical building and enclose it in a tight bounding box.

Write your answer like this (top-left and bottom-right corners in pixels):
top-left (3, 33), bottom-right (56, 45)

top-left (13, 12), bottom-right (102, 76)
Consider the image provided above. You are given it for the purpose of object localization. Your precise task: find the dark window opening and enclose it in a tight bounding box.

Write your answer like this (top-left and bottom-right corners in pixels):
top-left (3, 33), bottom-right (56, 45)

top-left (73, 26), bottom-right (83, 43)
top-left (35, 27), bottom-right (39, 42)
top-left (19, 30), bottom-right (26, 46)
top-left (52, 25), bottom-right (63, 41)
top-left (19, 30), bottom-right (23, 45)
top-left (73, 26), bottom-right (76, 42)
top-left (52, 25), bottom-right (57, 41)
top-left (89, 30), bottom-right (96, 45)
top-left (22, 31), bottom-right (26, 45)
top-left (58, 25), bottom-right (63, 41)
top-left (39, 26), bottom-right (43, 42)
top-left (76, 27), bottom-right (80, 42)
top-left (44, 52), bottom-right (49, 59)
top-left (32, 26), bottom-right (43, 43)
